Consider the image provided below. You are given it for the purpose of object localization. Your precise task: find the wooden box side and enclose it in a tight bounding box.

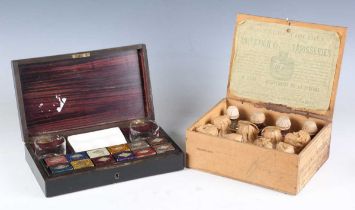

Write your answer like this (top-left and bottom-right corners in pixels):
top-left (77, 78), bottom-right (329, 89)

top-left (186, 99), bottom-right (299, 194)
top-left (186, 131), bottom-right (299, 194)
top-left (297, 123), bottom-right (332, 192)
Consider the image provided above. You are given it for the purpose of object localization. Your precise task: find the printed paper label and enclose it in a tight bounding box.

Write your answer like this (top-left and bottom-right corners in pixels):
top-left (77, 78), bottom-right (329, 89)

top-left (229, 20), bottom-right (340, 110)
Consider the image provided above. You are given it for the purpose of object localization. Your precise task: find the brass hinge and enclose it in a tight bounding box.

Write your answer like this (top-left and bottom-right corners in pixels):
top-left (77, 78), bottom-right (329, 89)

top-left (72, 52), bottom-right (90, 59)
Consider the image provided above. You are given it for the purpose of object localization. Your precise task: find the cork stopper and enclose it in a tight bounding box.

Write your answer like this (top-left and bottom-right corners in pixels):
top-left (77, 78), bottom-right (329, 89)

top-left (276, 142), bottom-right (295, 154)
top-left (236, 120), bottom-right (259, 142)
top-left (196, 124), bottom-right (219, 136)
top-left (227, 106), bottom-right (239, 120)
top-left (254, 137), bottom-right (273, 149)
top-left (261, 126), bottom-right (283, 144)
top-left (212, 115), bottom-right (231, 132)
top-left (250, 111), bottom-right (265, 124)
top-left (302, 120), bottom-right (318, 136)
top-left (285, 130), bottom-right (311, 148)
top-left (276, 115), bottom-right (291, 131)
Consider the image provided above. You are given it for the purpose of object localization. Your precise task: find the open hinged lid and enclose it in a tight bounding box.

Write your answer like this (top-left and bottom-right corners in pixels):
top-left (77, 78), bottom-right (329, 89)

top-left (13, 44), bottom-right (154, 142)
top-left (227, 14), bottom-right (347, 121)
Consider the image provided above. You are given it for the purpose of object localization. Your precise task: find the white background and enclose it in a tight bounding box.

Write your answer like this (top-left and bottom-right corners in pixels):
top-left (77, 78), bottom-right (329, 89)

top-left (1, 0), bottom-right (354, 209)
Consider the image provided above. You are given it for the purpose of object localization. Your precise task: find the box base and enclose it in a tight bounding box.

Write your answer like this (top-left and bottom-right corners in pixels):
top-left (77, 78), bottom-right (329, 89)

top-left (186, 98), bottom-right (331, 195)
top-left (25, 128), bottom-right (184, 197)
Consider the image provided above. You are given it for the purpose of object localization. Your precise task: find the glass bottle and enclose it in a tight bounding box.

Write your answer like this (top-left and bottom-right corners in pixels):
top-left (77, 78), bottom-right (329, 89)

top-left (250, 111), bottom-right (266, 134)
top-left (227, 106), bottom-right (239, 132)
top-left (34, 135), bottom-right (66, 159)
top-left (275, 115), bottom-right (291, 137)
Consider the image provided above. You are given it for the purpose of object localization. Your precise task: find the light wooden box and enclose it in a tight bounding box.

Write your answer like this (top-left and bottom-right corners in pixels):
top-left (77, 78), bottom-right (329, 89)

top-left (186, 14), bottom-right (346, 195)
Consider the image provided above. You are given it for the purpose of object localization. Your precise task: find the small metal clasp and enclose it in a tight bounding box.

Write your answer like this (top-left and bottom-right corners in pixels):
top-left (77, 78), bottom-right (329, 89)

top-left (286, 18), bottom-right (291, 33)
top-left (72, 52), bottom-right (90, 59)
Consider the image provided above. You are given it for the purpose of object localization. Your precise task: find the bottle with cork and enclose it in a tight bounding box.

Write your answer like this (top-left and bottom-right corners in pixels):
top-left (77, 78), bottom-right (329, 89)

top-left (250, 111), bottom-right (266, 134)
top-left (302, 119), bottom-right (318, 137)
top-left (276, 115), bottom-right (291, 137)
top-left (226, 106), bottom-right (239, 132)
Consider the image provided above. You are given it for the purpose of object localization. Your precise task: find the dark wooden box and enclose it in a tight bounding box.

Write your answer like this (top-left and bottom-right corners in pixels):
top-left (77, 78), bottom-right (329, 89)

top-left (12, 44), bottom-right (184, 197)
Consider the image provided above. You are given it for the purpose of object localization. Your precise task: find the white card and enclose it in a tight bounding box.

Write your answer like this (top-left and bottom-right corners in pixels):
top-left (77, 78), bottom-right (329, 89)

top-left (68, 127), bottom-right (127, 152)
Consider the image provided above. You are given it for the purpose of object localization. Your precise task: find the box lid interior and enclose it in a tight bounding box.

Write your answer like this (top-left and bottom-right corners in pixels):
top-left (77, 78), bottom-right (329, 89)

top-left (227, 14), bottom-right (346, 120)
top-left (13, 44), bottom-right (154, 142)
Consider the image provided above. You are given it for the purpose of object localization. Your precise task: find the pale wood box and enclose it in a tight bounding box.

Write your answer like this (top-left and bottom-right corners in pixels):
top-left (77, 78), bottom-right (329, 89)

top-left (186, 14), bottom-right (347, 195)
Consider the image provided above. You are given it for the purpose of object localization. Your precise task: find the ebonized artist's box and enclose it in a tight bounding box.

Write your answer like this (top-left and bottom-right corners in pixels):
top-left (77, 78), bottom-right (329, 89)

top-left (186, 14), bottom-right (346, 194)
top-left (13, 44), bottom-right (184, 197)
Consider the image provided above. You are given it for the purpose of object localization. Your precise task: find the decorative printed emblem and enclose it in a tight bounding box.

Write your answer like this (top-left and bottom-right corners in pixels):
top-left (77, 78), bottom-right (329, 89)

top-left (119, 152), bottom-right (132, 157)
top-left (128, 140), bottom-right (150, 151)
top-left (71, 154), bottom-right (82, 158)
top-left (270, 51), bottom-right (294, 80)
top-left (93, 150), bottom-right (103, 155)
top-left (132, 142), bottom-right (142, 147)
top-left (71, 159), bottom-right (94, 169)
top-left (114, 151), bottom-right (135, 162)
top-left (152, 138), bottom-right (163, 143)
top-left (139, 149), bottom-right (149, 153)
top-left (49, 163), bottom-right (73, 175)
top-left (51, 156), bottom-right (61, 162)
top-left (108, 144), bottom-right (130, 154)
top-left (133, 147), bottom-right (156, 158)
top-left (153, 143), bottom-right (175, 154)
top-left (98, 157), bottom-right (110, 162)
top-left (54, 164), bottom-right (67, 169)
top-left (45, 155), bottom-right (68, 166)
